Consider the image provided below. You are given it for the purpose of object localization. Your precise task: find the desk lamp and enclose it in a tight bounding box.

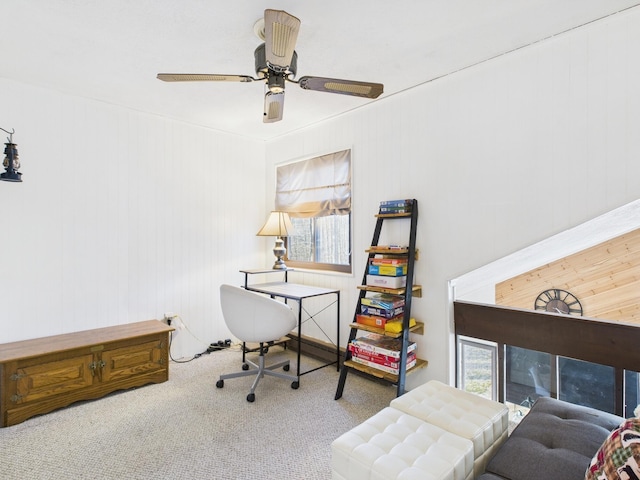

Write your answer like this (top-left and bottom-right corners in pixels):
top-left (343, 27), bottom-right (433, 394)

top-left (257, 211), bottom-right (294, 269)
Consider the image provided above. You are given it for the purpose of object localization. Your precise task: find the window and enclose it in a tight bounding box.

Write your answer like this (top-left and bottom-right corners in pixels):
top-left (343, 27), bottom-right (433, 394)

top-left (505, 348), bottom-right (627, 415)
top-left (276, 150), bottom-right (351, 273)
top-left (458, 336), bottom-right (497, 401)
top-left (505, 346), bottom-right (551, 408)
top-left (625, 370), bottom-right (640, 418)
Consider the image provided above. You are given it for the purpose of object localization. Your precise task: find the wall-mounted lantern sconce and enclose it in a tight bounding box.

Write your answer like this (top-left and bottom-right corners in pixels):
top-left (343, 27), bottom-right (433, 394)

top-left (0, 127), bottom-right (21, 182)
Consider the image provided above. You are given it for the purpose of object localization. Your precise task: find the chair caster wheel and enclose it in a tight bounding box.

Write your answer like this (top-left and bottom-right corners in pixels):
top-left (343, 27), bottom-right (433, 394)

top-left (216, 379), bottom-right (224, 388)
top-left (291, 381), bottom-right (299, 390)
top-left (247, 393), bottom-right (255, 402)
top-left (242, 363), bottom-right (249, 371)
top-left (283, 364), bottom-right (290, 371)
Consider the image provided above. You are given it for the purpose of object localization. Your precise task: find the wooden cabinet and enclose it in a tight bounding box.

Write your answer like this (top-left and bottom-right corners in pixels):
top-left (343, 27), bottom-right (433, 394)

top-left (0, 320), bottom-right (173, 427)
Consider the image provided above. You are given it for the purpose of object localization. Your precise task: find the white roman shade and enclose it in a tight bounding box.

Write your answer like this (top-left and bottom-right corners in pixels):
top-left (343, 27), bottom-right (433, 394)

top-left (275, 149), bottom-right (351, 218)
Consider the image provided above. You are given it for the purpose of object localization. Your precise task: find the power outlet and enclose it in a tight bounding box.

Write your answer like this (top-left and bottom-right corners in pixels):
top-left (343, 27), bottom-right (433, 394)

top-left (164, 312), bottom-right (177, 325)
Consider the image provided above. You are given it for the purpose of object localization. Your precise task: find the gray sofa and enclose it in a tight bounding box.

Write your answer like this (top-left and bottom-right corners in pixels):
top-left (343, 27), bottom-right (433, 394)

top-left (478, 396), bottom-right (624, 480)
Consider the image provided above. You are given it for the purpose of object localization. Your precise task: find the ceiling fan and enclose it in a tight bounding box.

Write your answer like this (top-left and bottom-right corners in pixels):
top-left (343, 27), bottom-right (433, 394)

top-left (157, 9), bottom-right (384, 123)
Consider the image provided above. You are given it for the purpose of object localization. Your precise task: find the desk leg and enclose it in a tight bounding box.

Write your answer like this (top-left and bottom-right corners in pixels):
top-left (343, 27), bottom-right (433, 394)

top-left (336, 291), bottom-right (341, 371)
top-left (297, 302), bottom-right (302, 380)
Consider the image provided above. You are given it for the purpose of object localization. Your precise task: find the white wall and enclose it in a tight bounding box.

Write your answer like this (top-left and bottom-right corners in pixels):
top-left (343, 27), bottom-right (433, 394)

top-left (265, 7), bottom-right (640, 386)
top-left (0, 79), bottom-right (266, 359)
top-left (2, 7), bottom-right (638, 381)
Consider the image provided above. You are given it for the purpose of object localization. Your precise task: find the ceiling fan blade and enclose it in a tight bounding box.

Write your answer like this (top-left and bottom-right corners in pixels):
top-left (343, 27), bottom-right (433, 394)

top-left (263, 91), bottom-right (285, 123)
top-left (297, 76), bottom-right (383, 99)
top-left (264, 9), bottom-right (300, 70)
top-left (157, 74), bottom-right (255, 83)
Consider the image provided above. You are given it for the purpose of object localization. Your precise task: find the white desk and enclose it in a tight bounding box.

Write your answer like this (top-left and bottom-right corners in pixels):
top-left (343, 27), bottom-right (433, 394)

top-left (240, 270), bottom-right (341, 381)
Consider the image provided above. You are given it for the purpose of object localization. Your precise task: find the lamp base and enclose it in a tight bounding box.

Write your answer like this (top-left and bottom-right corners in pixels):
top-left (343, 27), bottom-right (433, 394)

top-left (272, 237), bottom-right (287, 270)
top-left (272, 259), bottom-right (288, 270)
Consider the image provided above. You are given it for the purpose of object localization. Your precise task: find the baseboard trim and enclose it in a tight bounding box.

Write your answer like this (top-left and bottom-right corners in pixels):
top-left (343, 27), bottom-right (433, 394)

top-left (286, 333), bottom-right (394, 389)
top-left (286, 333), bottom-right (345, 364)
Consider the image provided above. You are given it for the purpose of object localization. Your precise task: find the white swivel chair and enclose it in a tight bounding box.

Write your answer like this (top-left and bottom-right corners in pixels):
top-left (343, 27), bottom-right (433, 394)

top-left (215, 284), bottom-right (299, 402)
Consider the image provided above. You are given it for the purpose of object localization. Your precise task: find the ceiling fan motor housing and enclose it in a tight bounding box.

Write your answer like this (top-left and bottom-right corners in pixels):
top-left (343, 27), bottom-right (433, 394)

top-left (254, 43), bottom-right (297, 80)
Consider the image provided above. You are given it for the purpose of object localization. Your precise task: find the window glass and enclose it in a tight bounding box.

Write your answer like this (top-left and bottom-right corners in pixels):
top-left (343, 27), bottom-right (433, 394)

top-left (559, 357), bottom-right (615, 414)
top-left (287, 217), bottom-right (314, 263)
top-left (625, 370), bottom-right (640, 418)
top-left (505, 346), bottom-right (551, 408)
top-left (504, 347), bottom-right (619, 415)
top-left (287, 214), bottom-right (350, 270)
top-left (458, 336), bottom-right (497, 400)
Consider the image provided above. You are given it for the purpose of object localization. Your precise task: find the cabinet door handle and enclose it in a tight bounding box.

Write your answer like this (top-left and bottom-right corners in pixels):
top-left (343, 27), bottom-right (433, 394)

top-left (89, 361), bottom-right (105, 376)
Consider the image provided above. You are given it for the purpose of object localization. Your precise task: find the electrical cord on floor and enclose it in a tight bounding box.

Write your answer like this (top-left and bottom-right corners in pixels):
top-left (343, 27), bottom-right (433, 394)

top-left (168, 331), bottom-right (202, 363)
top-left (167, 315), bottom-right (238, 363)
top-left (168, 316), bottom-right (211, 363)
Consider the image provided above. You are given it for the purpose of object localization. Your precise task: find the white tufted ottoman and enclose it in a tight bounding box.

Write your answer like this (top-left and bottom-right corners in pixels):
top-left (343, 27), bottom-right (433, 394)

top-left (331, 407), bottom-right (474, 480)
top-left (389, 380), bottom-right (509, 477)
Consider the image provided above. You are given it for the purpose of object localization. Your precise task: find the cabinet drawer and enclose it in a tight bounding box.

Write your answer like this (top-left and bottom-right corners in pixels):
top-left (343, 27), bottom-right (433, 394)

top-left (13, 353), bottom-right (95, 404)
top-left (101, 338), bottom-right (165, 383)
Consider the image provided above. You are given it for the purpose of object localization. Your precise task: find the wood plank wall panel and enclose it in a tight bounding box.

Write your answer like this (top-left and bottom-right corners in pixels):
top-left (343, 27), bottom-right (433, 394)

top-left (495, 228), bottom-right (640, 323)
top-left (0, 80), bottom-right (266, 361)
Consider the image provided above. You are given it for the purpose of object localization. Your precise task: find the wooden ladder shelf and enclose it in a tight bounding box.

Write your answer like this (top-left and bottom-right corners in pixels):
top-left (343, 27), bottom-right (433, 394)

top-left (335, 199), bottom-right (425, 399)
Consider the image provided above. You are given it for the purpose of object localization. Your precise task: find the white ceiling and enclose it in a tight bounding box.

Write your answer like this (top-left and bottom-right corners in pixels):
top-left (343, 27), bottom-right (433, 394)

top-left (3, 1), bottom-right (640, 141)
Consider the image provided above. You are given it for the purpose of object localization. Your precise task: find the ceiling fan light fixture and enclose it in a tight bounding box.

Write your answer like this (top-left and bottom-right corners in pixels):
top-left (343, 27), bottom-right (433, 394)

top-left (264, 92), bottom-right (284, 123)
top-left (267, 73), bottom-right (286, 93)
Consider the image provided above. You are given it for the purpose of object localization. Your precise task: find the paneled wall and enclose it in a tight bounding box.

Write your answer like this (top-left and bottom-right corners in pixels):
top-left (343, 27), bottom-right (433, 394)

top-left (496, 228), bottom-right (640, 323)
top-left (2, 7), bottom-right (640, 375)
top-left (265, 7), bottom-right (640, 385)
top-left (0, 79), bottom-right (266, 359)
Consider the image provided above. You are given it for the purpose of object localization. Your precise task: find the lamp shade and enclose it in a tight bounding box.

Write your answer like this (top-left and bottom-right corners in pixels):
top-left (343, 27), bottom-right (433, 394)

top-left (257, 211), bottom-right (294, 237)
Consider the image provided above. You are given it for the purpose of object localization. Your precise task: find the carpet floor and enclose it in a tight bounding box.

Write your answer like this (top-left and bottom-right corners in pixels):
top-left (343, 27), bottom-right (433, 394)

top-left (0, 346), bottom-right (396, 479)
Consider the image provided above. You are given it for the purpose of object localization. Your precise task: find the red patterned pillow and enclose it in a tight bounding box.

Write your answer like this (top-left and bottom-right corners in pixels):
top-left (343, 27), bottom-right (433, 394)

top-left (585, 418), bottom-right (640, 480)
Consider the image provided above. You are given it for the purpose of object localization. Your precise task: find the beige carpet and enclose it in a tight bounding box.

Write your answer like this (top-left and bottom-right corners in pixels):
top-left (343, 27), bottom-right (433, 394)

top-left (0, 346), bottom-right (395, 479)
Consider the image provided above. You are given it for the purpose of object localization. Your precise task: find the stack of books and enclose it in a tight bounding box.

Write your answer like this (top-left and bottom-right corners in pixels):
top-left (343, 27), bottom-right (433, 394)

top-left (357, 293), bottom-right (405, 328)
top-left (361, 293), bottom-right (404, 316)
top-left (366, 256), bottom-right (408, 289)
top-left (378, 199), bottom-right (414, 214)
top-left (348, 332), bottom-right (417, 375)
top-left (368, 262), bottom-right (407, 277)
top-left (357, 293), bottom-right (416, 332)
